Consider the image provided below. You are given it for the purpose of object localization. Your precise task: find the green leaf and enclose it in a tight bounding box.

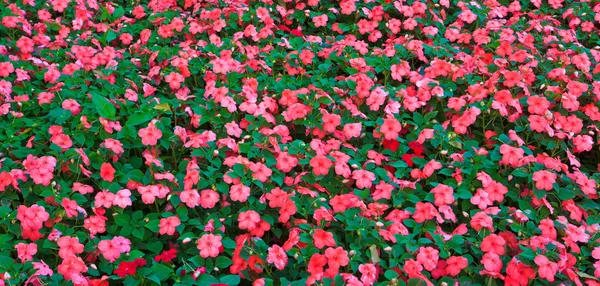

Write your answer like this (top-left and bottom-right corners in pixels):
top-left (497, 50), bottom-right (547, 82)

top-left (407, 278), bottom-right (427, 286)
top-left (114, 214), bottom-right (130, 226)
top-left (0, 255), bottom-right (14, 271)
top-left (196, 274), bottom-right (220, 284)
top-left (220, 275), bottom-right (241, 285)
top-left (151, 263), bottom-right (173, 281)
top-left (215, 256), bottom-right (233, 269)
top-left (92, 93), bottom-right (116, 119)
top-left (127, 112), bottom-right (152, 126)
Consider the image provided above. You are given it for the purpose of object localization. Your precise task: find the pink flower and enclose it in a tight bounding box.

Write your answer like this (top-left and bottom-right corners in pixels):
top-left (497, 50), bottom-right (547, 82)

top-left (61, 198), bottom-right (79, 218)
top-left (343, 123), bottom-right (362, 139)
top-left (535, 255), bottom-right (558, 282)
top-left (416, 247), bottom-right (439, 271)
top-left (138, 122), bottom-right (162, 146)
top-left (199, 189), bottom-right (219, 208)
top-left (238, 210), bottom-right (261, 231)
top-left (380, 118), bottom-right (402, 140)
top-left (225, 121), bottom-right (242, 137)
top-left (481, 252), bottom-right (502, 273)
top-left (94, 190), bottom-right (115, 208)
top-left (180, 189), bottom-right (200, 208)
top-left (445, 256), bottom-right (468, 276)
top-left (310, 155), bottom-right (333, 176)
top-left (230, 184), bottom-right (251, 202)
top-left (324, 247), bottom-right (349, 270)
top-left (532, 170), bottom-right (556, 191)
top-left (313, 229), bottom-right (336, 249)
top-left (431, 184), bottom-right (454, 206)
top-left (480, 234), bottom-right (506, 255)
top-left (15, 243), bottom-right (37, 263)
top-left (267, 244), bottom-right (288, 270)
top-left (276, 152), bottom-right (298, 173)
top-left (352, 170), bottom-right (375, 189)
top-left (113, 189), bottom-right (132, 208)
top-left (100, 163), bottom-right (116, 182)
top-left (197, 234), bottom-right (222, 258)
top-left (313, 14), bottom-right (328, 28)
top-left (358, 263), bottom-right (377, 286)
top-left (57, 256), bottom-right (87, 280)
top-left (159, 216), bottom-right (181, 236)
top-left (165, 72), bottom-right (184, 90)
top-left (98, 239), bottom-right (121, 262)
top-left (57, 236), bottom-right (84, 259)
top-left (249, 162), bottom-right (272, 182)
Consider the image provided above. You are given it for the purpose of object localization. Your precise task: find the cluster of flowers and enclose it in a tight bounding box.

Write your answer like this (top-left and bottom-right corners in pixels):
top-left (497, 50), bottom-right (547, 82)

top-left (1, 0), bottom-right (600, 285)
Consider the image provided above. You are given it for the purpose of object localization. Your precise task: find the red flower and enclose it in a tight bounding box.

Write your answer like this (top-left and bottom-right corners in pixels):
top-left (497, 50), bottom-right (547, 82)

top-left (155, 248), bottom-right (178, 263)
top-left (408, 141), bottom-right (424, 155)
top-left (382, 139), bottom-right (400, 152)
top-left (114, 258), bottom-right (147, 278)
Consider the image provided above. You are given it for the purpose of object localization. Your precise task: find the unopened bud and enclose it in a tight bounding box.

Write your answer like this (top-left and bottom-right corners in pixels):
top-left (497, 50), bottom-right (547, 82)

top-left (376, 222), bottom-right (384, 227)
top-left (182, 237), bottom-right (192, 244)
top-left (384, 247), bottom-right (392, 252)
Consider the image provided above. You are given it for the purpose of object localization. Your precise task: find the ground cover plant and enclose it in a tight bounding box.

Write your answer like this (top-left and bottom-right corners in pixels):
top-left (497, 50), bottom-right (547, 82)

top-left (1, 0), bottom-right (600, 285)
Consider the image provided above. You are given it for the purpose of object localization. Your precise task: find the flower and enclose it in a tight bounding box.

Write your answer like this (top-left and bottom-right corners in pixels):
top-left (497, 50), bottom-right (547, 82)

top-left (197, 234), bottom-right (222, 258)
top-left (138, 122), bottom-right (162, 146)
top-left (532, 170), bottom-right (557, 191)
top-left (445, 256), bottom-right (468, 276)
top-left (313, 229), bottom-right (336, 249)
top-left (310, 155), bottom-right (333, 176)
top-left (159, 216), bottom-right (181, 236)
top-left (325, 247), bottom-right (349, 270)
top-left (114, 258), bottom-right (147, 278)
top-left (266, 244), bottom-right (288, 270)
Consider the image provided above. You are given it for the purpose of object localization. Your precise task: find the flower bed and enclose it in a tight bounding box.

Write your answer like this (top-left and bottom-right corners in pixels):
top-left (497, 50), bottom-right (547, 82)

top-left (1, 0), bottom-right (600, 285)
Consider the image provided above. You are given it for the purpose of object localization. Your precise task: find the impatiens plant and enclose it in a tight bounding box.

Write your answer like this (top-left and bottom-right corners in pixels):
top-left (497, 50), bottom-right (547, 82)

top-left (1, 0), bottom-right (600, 285)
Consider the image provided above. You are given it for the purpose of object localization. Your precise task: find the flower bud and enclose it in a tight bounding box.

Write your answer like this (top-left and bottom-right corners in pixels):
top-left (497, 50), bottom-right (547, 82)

top-left (182, 237), bottom-right (192, 244)
top-left (384, 247), bottom-right (392, 252)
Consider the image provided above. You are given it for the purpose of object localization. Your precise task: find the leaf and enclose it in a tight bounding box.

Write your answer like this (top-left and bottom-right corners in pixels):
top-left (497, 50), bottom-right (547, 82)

top-left (127, 112), bottom-right (152, 126)
top-left (384, 270), bottom-right (399, 280)
top-left (407, 278), bottom-right (427, 286)
top-left (114, 214), bottom-right (130, 226)
top-left (215, 256), bottom-right (233, 269)
top-left (577, 271), bottom-right (600, 281)
top-left (219, 275), bottom-right (241, 285)
top-left (91, 93), bottom-right (116, 119)
top-left (151, 263), bottom-right (173, 281)
top-left (196, 274), bottom-right (220, 284)
top-left (0, 255), bottom-right (13, 271)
